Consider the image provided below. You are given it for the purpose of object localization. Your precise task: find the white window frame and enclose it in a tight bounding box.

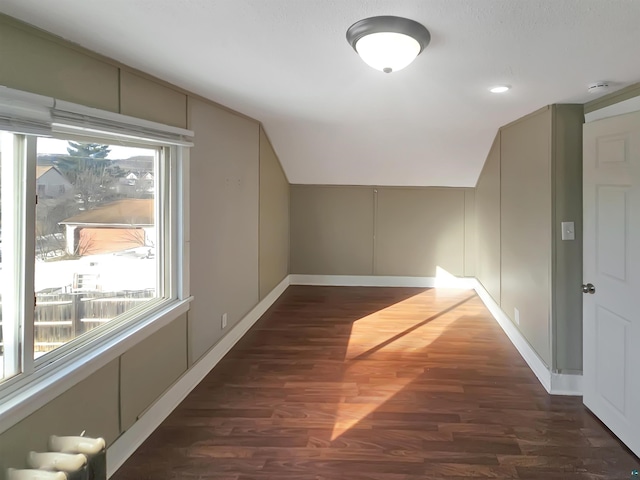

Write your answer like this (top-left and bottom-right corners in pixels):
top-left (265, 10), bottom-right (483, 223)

top-left (0, 86), bottom-right (193, 435)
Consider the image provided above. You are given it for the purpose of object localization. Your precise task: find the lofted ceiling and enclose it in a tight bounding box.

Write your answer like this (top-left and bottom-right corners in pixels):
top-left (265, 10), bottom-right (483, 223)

top-left (2, 1), bottom-right (640, 187)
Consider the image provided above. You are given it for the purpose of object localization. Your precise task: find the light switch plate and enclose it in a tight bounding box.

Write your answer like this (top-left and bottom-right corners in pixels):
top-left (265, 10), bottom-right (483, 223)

top-left (561, 221), bottom-right (575, 241)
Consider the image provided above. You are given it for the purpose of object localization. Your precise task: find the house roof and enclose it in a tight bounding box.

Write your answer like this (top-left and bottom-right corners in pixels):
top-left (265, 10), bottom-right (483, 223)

top-left (3, 2), bottom-right (640, 187)
top-left (36, 165), bottom-right (67, 181)
top-left (60, 199), bottom-right (154, 226)
top-left (36, 166), bottom-right (53, 179)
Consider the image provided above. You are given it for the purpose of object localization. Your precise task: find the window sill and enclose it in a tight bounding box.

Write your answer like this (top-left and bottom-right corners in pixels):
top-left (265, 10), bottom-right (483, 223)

top-left (0, 297), bottom-right (192, 435)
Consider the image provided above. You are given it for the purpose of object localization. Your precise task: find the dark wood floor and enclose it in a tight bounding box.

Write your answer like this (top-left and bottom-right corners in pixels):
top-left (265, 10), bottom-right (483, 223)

top-left (112, 286), bottom-right (639, 479)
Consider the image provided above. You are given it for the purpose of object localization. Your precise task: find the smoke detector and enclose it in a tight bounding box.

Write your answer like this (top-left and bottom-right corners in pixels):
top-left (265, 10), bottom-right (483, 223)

top-left (588, 82), bottom-right (610, 94)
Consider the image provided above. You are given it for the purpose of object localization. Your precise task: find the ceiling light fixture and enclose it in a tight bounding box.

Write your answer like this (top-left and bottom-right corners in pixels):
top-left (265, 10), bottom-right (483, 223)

top-left (489, 85), bottom-right (511, 93)
top-left (346, 16), bottom-right (431, 73)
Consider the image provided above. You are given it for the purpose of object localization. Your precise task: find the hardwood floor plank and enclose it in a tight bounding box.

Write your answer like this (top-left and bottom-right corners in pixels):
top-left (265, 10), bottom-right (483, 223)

top-left (112, 286), bottom-right (639, 479)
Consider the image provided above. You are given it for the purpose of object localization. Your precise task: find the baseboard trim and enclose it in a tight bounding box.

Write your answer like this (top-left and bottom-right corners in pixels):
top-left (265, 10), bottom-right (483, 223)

top-left (550, 372), bottom-right (583, 396)
top-left (473, 280), bottom-right (582, 396)
top-left (106, 275), bottom-right (290, 477)
top-left (472, 281), bottom-right (552, 392)
top-left (289, 274), bottom-right (476, 289)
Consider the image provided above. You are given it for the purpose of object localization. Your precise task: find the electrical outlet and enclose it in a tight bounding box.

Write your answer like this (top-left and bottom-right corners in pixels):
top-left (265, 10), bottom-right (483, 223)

top-left (514, 308), bottom-right (520, 325)
top-left (221, 313), bottom-right (228, 329)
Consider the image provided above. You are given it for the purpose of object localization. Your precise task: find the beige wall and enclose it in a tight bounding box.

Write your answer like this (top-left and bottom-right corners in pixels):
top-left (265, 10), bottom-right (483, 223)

top-left (187, 96), bottom-right (259, 363)
top-left (0, 13), bottom-right (289, 473)
top-left (374, 187), bottom-right (466, 276)
top-left (464, 189), bottom-right (476, 278)
top-left (120, 317), bottom-right (188, 431)
top-left (500, 107), bottom-right (553, 366)
top-left (120, 70), bottom-right (188, 128)
top-left (0, 17), bottom-right (119, 111)
top-left (259, 127), bottom-right (290, 298)
top-left (290, 185), bottom-right (374, 275)
top-left (290, 185), bottom-right (475, 277)
top-left (475, 105), bottom-right (584, 372)
top-left (475, 132), bottom-right (501, 303)
top-left (552, 105), bottom-right (584, 372)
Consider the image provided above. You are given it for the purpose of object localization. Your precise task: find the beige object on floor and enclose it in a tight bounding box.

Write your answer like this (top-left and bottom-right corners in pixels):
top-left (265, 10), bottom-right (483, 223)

top-left (48, 436), bottom-right (105, 455)
top-left (27, 452), bottom-right (86, 472)
top-left (6, 469), bottom-right (67, 480)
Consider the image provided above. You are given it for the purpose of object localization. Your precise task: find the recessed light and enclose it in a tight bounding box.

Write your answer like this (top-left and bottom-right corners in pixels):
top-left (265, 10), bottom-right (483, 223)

top-left (489, 85), bottom-right (511, 93)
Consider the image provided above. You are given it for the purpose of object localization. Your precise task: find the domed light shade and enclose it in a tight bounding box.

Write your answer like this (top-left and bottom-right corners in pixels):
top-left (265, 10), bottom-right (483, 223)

top-left (346, 16), bottom-right (431, 73)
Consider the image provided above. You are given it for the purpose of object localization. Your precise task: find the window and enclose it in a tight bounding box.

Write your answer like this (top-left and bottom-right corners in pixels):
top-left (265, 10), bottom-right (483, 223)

top-left (0, 87), bottom-right (192, 397)
top-left (0, 132), bottom-right (21, 384)
top-left (34, 138), bottom-right (162, 358)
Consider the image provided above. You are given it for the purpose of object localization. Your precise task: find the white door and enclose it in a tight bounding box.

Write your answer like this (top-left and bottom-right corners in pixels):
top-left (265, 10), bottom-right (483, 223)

top-left (583, 110), bottom-right (640, 457)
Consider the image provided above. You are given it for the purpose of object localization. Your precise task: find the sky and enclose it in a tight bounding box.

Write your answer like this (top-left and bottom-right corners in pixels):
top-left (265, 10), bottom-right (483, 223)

top-left (37, 137), bottom-right (154, 160)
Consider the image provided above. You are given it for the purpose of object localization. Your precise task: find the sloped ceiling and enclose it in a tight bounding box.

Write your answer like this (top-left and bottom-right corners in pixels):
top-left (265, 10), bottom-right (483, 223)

top-left (2, 0), bottom-right (640, 186)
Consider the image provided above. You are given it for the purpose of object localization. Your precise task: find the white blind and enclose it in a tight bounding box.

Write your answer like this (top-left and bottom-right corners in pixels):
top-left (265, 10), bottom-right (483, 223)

top-left (0, 86), bottom-right (194, 145)
top-left (52, 100), bottom-right (193, 146)
top-left (0, 87), bottom-right (53, 136)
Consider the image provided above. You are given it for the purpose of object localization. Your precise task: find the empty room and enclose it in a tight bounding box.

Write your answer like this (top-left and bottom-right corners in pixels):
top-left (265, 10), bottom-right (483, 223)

top-left (0, 1), bottom-right (639, 479)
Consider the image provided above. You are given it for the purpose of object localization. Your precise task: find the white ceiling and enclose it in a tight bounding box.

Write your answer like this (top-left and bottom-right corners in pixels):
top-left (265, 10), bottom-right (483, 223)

top-left (2, 1), bottom-right (640, 187)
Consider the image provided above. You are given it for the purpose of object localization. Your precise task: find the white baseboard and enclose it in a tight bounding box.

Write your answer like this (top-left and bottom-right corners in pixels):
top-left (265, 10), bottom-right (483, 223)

top-left (550, 371), bottom-right (583, 396)
top-left (289, 274), bottom-right (476, 289)
top-left (472, 281), bottom-right (552, 392)
top-left (106, 275), bottom-right (290, 477)
top-left (473, 280), bottom-right (582, 396)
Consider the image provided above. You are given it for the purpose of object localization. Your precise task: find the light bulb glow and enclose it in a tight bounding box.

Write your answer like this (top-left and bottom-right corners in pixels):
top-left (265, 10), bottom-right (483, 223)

top-left (355, 32), bottom-right (421, 73)
top-left (490, 85), bottom-right (510, 93)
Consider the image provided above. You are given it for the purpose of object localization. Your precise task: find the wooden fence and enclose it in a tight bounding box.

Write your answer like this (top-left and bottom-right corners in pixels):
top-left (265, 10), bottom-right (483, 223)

top-left (0, 289), bottom-right (156, 355)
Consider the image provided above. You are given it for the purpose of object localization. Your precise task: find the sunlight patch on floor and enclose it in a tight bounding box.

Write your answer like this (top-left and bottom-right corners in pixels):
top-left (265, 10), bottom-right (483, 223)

top-left (330, 289), bottom-right (472, 440)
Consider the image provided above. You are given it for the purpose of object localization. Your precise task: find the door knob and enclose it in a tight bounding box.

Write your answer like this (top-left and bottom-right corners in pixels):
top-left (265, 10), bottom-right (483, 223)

top-left (582, 283), bottom-right (596, 294)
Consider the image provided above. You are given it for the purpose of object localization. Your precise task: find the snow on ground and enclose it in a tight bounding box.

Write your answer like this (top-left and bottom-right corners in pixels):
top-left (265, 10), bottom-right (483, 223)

top-left (35, 247), bottom-right (157, 293)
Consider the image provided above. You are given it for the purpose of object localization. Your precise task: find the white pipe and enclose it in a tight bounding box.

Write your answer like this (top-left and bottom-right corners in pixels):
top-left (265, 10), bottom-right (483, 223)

top-left (48, 436), bottom-right (105, 455)
top-left (27, 452), bottom-right (87, 472)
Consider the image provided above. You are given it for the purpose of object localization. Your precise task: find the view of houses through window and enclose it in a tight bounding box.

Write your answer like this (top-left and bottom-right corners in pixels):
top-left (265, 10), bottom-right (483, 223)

top-left (33, 138), bottom-right (160, 357)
